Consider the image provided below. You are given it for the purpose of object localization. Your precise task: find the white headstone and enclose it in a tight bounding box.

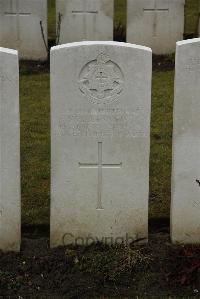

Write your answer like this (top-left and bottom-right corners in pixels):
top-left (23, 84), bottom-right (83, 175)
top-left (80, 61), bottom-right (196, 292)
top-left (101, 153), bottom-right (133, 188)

top-left (0, 47), bottom-right (20, 251)
top-left (171, 38), bottom-right (200, 244)
top-left (0, 0), bottom-right (47, 60)
top-left (50, 41), bottom-right (152, 247)
top-left (56, 0), bottom-right (113, 44)
top-left (127, 0), bottom-right (185, 55)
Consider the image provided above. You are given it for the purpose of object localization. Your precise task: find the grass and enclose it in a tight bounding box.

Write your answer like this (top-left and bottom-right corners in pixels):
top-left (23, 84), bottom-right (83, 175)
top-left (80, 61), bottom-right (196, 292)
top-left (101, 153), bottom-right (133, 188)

top-left (20, 65), bottom-right (50, 225)
top-left (48, 0), bottom-right (56, 41)
top-left (185, 0), bottom-right (200, 35)
top-left (20, 1), bottom-right (198, 225)
top-left (150, 70), bottom-right (174, 219)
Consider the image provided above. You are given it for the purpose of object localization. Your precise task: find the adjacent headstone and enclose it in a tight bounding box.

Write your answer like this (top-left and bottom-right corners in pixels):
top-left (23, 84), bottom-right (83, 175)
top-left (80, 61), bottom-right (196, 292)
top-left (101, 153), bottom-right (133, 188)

top-left (127, 0), bottom-right (185, 55)
top-left (0, 0), bottom-right (47, 60)
top-left (50, 41), bottom-right (152, 247)
top-left (56, 0), bottom-right (113, 44)
top-left (171, 38), bottom-right (200, 244)
top-left (0, 47), bottom-right (20, 251)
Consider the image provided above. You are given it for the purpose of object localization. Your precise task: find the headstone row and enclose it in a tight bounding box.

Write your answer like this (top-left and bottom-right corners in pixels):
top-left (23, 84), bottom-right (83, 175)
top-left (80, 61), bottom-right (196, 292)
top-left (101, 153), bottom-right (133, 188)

top-left (0, 0), bottom-right (47, 60)
top-left (56, 0), bottom-right (114, 43)
top-left (1, 38), bottom-right (200, 252)
top-left (127, 0), bottom-right (185, 55)
top-left (0, 0), bottom-right (186, 59)
top-left (56, 0), bottom-right (185, 55)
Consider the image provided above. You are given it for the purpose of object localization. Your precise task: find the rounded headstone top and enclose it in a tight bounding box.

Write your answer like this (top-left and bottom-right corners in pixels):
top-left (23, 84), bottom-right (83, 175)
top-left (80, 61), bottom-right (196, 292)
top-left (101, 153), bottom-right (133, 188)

top-left (0, 47), bottom-right (18, 56)
top-left (51, 41), bottom-right (152, 53)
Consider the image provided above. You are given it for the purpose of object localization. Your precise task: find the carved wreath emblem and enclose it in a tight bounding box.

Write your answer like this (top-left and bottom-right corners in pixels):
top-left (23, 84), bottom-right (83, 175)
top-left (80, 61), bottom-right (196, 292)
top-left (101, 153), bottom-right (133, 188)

top-left (79, 53), bottom-right (124, 105)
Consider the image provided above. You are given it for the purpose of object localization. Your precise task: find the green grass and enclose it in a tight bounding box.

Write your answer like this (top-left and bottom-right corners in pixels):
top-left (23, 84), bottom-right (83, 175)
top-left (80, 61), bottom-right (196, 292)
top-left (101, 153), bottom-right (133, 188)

top-left (48, 0), bottom-right (56, 41)
top-left (185, 0), bottom-right (200, 35)
top-left (115, 0), bottom-right (127, 28)
top-left (150, 70), bottom-right (174, 219)
top-left (20, 67), bottom-right (50, 225)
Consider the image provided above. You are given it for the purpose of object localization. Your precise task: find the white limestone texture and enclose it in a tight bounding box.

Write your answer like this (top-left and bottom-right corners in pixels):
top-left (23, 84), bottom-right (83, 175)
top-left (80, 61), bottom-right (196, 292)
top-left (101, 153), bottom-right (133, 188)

top-left (127, 0), bottom-right (185, 55)
top-left (50, 41), bottom-right (152, 247)
top-left (0, 0), bottom-right (48, 60)
top-left (171, 38), bottom-right (200, 244)
top-left (0, 47), bottom-right (20, 251)
top-left (56, 0), bottom-right (113, 43)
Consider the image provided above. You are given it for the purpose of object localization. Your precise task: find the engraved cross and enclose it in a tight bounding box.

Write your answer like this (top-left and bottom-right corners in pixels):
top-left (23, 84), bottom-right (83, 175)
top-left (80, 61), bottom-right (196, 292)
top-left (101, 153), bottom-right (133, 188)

top-left (96, 71), bottom-right (108, 84)
top-left (93, 69), bottom-right (110, 98)
top-left (79, 142), bottom-right (122, 210)
top-left (89, 65), bottom-right (115, 99)
top-left (72, 9), bottom-right (98, 15)
top-left (71, 6), bottom-right (98, 40)
top-left (4, 0), bottom-right (31, 41)
top-left (143, 0), bottom-right (169, 37)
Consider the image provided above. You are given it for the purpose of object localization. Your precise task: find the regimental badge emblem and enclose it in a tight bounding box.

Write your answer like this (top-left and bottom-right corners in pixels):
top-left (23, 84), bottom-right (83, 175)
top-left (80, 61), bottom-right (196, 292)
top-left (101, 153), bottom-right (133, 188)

top-left (79, 53), bottom-right (124, 105)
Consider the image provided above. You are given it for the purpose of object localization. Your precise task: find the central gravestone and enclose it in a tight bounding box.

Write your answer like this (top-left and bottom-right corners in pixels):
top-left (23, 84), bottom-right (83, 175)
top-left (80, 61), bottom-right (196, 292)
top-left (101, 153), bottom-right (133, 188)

top-left (50, 42), bottom-right (152, 247)
top-left (127, 0), bottom-right (185, 54)
top-left (56, 0), bottom-right (113, 44)
top-left (0, 0), bottom-right (47, 60)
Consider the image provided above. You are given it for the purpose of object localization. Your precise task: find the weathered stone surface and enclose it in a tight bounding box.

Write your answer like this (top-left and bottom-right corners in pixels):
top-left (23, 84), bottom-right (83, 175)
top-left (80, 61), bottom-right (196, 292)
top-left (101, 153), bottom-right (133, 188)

top-left (171, 38), bottom-right (200, 244)
top-left (0, 47), bottom-right (20, 251)
top-left (50, 41), bottom-right (152, 247)
top-left (56, 0), bottom-right (113, 43)
top-left (127, 0), bottom-right (185, 55)
top-left (0, 0), bottom-right (47, 60)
